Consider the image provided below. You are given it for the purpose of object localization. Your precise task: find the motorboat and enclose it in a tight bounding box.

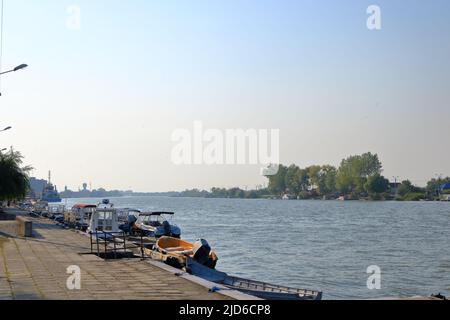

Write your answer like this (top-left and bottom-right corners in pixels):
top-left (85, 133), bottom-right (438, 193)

top-left (87, 205), bottom-right (121, 240)
top-left (132, 212), bottom-right (181, 238)
top-left (70, 204), bottom-right (97, 231)
top-left (117, 208), bottom-right (141, 223)
top-left (185, 258), bottom-right (322, 300)
top-left (47, 204), bottom-right (65, 219)
top-left (151, 236), bottom-right (218, 269)
top-left (31, 201), bottom-right (48, 217)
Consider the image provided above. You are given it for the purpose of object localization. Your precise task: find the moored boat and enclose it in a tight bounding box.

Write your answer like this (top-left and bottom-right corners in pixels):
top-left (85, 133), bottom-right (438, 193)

top-left (47, 204), bottom-right (65, 219)
top-left (117, 208), bottom-right (141, 223)
top-left (71, 204), bottom-right (97, 231)
top-left (185, 258), bottom-right (322, 300)
top-left (132, 212), bottom-right (181, 238)
top-left (87, 200), bottom-right (121, 239)
top-left (31, 201), bottom-right (48, 216)
top-left (152, 236), bottom-right (218, 269)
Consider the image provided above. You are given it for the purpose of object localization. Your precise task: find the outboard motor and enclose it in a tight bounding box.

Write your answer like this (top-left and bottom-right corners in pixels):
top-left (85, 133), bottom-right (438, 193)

top-left (162, 220), bottom-right (172, 236)
top-left (192, 239), bottom-right (211, 265)
top-left (128, 215), bottom-right (137, 226)
top-left (120, 215), bottom-right (137, 234)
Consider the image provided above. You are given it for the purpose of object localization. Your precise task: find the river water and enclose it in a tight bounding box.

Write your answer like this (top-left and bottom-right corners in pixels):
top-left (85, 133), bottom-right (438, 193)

top-left (64, 196), bottom-right (450, 299)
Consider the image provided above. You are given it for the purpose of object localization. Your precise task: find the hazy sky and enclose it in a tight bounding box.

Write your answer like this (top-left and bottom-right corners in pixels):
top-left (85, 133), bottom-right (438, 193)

top-left (1, 0), bottom-right (450, 191)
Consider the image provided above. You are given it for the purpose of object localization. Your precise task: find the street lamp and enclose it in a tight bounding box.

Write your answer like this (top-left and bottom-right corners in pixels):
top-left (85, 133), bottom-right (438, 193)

top-left (0, 64), bottom-right (28, 75)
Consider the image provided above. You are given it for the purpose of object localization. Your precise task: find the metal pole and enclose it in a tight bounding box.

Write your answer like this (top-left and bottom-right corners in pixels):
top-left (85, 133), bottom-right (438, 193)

top-left (96, 232), bottom-right (100, 257)
top-left (123, 232), bottom-right (127, 255)
top-left (141, 233), bottom-right (144, 259)
top-left (113, 234), bottom-right (117, 259)
top-left (104, 233), bottom-right (107, 258)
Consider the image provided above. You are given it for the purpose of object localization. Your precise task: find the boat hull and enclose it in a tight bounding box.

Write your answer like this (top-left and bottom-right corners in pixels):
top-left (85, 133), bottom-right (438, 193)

top-left (154, 237), bottom-right (218, 269)
top-left (185, 258), bottom-right (322, 301)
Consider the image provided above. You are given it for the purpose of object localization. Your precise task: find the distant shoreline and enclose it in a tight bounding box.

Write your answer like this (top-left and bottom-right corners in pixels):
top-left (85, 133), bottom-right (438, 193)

top-left (60, 194), bottom-right (450, 203)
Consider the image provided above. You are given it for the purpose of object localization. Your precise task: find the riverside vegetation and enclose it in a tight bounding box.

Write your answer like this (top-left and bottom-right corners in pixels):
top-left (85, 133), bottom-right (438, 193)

top-left (0, 149), bottom-right (31, 207)
top-left (176, 152), bottom-right (450, 201)
top-left (2, 150), bottom-right (449, 203)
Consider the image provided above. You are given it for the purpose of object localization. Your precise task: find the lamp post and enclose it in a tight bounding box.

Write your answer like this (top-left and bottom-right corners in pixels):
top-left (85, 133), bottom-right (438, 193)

top-left (0, 64), bottom-right (28, 96)
top-left (0, 63), bottom-right (28, 75)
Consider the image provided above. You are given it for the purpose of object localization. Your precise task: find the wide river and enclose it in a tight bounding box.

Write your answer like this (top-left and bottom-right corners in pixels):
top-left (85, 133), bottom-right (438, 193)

top-left (64, 196), bottom-right (449, 299)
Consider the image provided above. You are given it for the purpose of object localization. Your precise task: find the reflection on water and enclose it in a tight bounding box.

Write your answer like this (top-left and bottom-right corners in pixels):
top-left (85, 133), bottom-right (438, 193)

top-left (64, 196), bottom-right (450, 299)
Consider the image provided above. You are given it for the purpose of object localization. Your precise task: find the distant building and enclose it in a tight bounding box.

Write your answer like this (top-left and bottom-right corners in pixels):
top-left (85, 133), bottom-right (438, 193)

top-left (28, 177), bottom-right (47, 199)
top-left (389, 182), bottom-right (401, 195)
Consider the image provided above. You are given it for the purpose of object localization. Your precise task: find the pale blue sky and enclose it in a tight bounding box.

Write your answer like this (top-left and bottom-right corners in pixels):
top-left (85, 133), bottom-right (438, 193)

top-left (1, 0), bottom-right (450, 191)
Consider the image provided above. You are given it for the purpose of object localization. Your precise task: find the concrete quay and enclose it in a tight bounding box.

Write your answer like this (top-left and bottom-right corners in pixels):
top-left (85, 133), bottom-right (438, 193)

top-left (0, 209), bottom-right (252, 300)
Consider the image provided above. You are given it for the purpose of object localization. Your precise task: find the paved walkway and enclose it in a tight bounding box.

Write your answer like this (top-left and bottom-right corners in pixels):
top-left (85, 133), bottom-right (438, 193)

top-left (0, 212), bottom-right (230, 300)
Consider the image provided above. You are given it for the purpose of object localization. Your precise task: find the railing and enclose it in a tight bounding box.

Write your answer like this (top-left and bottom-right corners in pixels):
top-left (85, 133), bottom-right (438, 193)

top-left (89, 230), bottom-right (146, 260)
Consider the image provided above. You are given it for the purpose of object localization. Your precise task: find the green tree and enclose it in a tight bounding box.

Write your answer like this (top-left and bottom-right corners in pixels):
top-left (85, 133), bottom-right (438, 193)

top-left (266, 165), bottom-right (287, 195)
top-left (336, 152), bottom-right (383, 195)
top-left (426, 177), bottom-right (450, 193)
top-left (396, 180), bottom-right (425, 201)
top-left (0, 149), bottom-right (32, 201)
top-left (318, 165), bottom-right (337, 195)
top-left (364, 174), bottom-right (389, 199)
top-left (294, 168), bottom-right (309, 192)
top-left (307, 165), bottom-right (322, 190)
top-left (284, 164), bottom-right (300, 194)
top-left (396, 180), bottom-right (415, 197)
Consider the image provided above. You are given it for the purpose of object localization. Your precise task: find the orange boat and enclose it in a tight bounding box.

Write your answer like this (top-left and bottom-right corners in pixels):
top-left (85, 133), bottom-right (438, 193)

top-left (153, 236), bottom-right (218, 269)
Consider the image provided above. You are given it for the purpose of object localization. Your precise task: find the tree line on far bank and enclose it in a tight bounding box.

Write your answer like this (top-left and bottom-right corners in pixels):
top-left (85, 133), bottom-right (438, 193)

top-left (177, 152), bottom-right (450, 201)
top-left (2, 149), bottom-right (450, 204)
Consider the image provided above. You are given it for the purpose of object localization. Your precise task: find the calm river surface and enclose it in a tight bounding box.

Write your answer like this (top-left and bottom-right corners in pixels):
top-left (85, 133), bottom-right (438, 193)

top-left (65, 196), bottom-right (450, 299)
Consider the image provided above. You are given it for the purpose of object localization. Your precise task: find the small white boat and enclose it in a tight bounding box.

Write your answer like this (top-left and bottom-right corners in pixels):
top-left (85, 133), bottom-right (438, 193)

top-left (31, 201), bottom-right (48, 216)
top-left (132, 212), bottom-right (181, 238)
top-left (117, 208), bottom-right (141, 223)
top-left (71, 204), bottom-right (97, 231)
top-left (87, 200), bottom-right (121, 239)
top-left (47, 204), bottom-right (65, 219)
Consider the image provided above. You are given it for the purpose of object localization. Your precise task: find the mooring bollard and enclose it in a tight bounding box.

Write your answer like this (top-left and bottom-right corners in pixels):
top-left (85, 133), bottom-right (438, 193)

top-left (16, 216), bottom-right (33, 237)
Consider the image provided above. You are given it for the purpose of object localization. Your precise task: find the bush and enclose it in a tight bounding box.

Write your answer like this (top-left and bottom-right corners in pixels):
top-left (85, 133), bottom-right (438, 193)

top-left (396, 192), bottom-right (425, 201)
top-left (298, 191), bottom-right (310, 200)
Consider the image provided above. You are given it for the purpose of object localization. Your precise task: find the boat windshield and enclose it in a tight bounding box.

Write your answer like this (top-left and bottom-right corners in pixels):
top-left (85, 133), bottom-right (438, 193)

top-left (139, 215), bottom-right (165, 227)
top-left (97, 211), bottom-right (114, 231)
top-left (48, 205), bottom-right (65, 214)
top-left (118, 209), bottom-right (141, 219)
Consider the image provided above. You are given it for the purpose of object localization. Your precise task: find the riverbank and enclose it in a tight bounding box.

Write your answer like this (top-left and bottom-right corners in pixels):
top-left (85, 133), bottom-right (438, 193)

top-left (59, 196), bottom-right (449, 299)
top-left (0, 209), bottom-right (252, 300)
